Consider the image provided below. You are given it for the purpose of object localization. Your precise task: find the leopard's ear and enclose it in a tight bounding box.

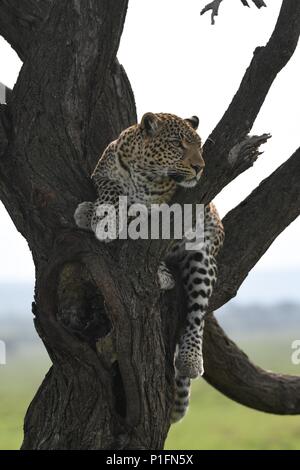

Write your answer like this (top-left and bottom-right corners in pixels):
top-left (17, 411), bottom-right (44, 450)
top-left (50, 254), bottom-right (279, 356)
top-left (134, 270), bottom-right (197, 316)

top-left (185, 116), bottom-right (199, 130)
top-left (140, 112), bottom-right (160, 137)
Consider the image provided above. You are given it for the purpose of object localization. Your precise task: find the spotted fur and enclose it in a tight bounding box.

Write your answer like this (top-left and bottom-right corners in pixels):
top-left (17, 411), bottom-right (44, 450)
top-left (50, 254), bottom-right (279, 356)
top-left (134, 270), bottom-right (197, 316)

top-left (74, 113), bottom-right (224, 423)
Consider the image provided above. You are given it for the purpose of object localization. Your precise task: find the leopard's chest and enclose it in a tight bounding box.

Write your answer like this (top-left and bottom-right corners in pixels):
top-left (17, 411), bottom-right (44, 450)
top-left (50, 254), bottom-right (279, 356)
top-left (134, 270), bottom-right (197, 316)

top-left (125, 173), bottom-right (176, 207)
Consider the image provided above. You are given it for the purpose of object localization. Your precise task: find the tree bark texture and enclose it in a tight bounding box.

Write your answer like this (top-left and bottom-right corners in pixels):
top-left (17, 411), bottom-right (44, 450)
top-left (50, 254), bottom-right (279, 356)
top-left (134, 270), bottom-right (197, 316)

top-left (0, 0), bottom-right (299, 450)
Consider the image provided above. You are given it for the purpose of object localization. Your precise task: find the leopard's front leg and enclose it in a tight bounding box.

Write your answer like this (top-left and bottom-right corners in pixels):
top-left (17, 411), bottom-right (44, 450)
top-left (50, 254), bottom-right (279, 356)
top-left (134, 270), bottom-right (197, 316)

top-left (175, 248), bottom-right (217, 378)
top-left (74, 178), bottom-right (126, 242)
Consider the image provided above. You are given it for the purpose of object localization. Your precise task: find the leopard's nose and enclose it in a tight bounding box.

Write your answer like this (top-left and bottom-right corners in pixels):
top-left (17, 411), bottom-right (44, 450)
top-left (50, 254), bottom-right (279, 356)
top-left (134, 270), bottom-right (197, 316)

top-left (191, 163), bottom-right (203, 175)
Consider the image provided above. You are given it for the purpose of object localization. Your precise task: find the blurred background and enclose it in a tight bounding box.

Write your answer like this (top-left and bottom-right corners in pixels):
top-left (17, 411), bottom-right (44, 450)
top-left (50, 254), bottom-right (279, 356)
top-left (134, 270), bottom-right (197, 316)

top-left (0, 0), bottom-right (299, 450)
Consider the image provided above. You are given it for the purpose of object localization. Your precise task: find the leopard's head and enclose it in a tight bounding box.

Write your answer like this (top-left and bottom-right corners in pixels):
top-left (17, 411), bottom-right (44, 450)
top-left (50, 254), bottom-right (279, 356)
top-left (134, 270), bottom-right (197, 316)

top-left (136, 112), bottom-right (204, 188)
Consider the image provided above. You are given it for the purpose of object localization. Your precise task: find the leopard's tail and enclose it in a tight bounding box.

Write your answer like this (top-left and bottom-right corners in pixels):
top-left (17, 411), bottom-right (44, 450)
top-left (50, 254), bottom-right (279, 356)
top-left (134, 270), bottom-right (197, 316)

top-left (0, 83), bottom-right (12, 104)
top-left (170, 372), bottom-right (191, 423)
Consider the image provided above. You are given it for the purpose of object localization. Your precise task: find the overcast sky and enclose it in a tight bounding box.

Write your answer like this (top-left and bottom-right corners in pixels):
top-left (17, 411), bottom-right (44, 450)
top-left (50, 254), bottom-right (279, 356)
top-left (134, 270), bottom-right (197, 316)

top-left (0, 0), bottom-right (299, 302)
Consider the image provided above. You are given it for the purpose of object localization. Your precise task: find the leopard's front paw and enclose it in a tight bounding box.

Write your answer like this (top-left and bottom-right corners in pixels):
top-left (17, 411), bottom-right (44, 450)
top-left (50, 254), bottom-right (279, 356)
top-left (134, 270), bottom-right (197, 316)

top-left (95, 232), bottom-right (116, 243)
top-left (74, 202), bottom-right (93, 230)
top-left (158, 262), bottom-right (175, 291)
top-left (94, 220), bottom-right (119, 243)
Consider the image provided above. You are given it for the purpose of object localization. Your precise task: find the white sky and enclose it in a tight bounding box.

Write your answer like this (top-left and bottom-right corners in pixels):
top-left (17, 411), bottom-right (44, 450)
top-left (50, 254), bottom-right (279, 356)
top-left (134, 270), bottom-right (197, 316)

top-left (0, 0), bottom-right (299, 284)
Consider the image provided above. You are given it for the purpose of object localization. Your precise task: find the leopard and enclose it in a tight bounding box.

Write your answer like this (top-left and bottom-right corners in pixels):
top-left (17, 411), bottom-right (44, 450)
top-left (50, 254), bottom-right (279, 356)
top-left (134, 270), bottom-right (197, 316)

top-left (74, 112), bottom-right (224, 423)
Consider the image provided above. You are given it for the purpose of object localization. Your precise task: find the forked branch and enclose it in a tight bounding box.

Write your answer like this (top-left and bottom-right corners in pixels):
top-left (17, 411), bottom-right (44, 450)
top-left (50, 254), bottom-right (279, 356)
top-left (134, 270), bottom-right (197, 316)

top-left (200, 0), bottom-right (223, 25)
top-left (201, 0), bottom-right (267, 25)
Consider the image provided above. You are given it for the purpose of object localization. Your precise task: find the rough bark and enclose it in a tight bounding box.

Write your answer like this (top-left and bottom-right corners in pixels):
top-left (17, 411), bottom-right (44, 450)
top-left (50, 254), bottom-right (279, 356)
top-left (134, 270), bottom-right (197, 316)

top-left (0, 106), bottom-right (9, 156)
top-left (0, 0), bottom-right (52, 60)
top-left (0, 0), bottom-right (299, 450)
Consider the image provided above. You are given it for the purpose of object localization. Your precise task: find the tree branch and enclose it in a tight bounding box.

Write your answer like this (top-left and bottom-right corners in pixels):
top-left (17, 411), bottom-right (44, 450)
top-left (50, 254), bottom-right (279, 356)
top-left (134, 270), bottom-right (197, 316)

top-left (210, 0), bottom-right (300, 145)
top-left (201, 0), bottom-right (223, 25)
top-left (203, 314), bottom-right (300, 414)
top-left (0, 83), bottom-right (12, 104)
top-left (241, 0), bottom-right (266, 7)
top-left (210, 146), bottom-right (300, 312)
top-left (179, 0), bottom-right (300, 418)
top-left (0, 0), bottom-right (52, 61)
top-left (1, 0), bottom-right (298, 447)
top-left (201, 0), bottom-right (267, 25)
top-left (251, 0), bottom-right (267, 8)
top-left (179, 147), bottom-right (300, 414)
top-left (183, 0), bottom-right (300, 206)
top-left (0, 105), bottom-right (9, 157)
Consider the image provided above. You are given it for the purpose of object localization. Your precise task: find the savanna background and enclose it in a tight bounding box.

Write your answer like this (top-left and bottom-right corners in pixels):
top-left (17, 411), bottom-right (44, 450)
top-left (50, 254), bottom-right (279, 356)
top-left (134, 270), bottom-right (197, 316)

top-left (0, 0), bottom-right (299, 450)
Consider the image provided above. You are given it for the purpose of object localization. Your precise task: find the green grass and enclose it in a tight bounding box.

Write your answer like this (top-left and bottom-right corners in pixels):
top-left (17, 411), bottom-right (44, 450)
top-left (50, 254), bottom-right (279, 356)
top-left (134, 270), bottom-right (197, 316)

top-left (0, 350), bottom-right (50, 450)
top-left (166, 335), bottom-right (300, 450)
top-left (166, 380), bottom-right (300, 450)
top-left (1, 336), bottom-right (300, 450)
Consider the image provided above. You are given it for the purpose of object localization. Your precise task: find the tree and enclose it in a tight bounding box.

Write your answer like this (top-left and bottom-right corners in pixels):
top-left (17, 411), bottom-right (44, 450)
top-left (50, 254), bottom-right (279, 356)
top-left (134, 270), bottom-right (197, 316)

top-left (0, 0), bottom-right (299, 450)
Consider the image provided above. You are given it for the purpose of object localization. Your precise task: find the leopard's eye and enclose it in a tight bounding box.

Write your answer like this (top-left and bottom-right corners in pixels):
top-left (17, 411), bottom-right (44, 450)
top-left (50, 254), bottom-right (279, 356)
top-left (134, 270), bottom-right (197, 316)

top-left (170, 139), bottom-right (183, 148)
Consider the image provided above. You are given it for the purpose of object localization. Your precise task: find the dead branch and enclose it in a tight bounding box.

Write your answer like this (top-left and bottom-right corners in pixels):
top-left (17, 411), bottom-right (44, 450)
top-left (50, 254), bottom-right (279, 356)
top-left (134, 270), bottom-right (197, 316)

top-left (201, 0), bottom-right (267, 25)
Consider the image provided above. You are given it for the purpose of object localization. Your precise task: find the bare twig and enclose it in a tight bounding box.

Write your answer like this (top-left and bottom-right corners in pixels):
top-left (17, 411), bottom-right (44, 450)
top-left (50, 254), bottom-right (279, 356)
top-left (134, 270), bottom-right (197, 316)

top-left (227, 133), bottom-right (271, 168)
top-left (251, 0), bottom-right (267, 8)
top-left (201, 0), bottom-right (267, 24)
top-left (241, 0), bottom-right (267, 7)
top-left (200, 0), bottom-right (223, 25)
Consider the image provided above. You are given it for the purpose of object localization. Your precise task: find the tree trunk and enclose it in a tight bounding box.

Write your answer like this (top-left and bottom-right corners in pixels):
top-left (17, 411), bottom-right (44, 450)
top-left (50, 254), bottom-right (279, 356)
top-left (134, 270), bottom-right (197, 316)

top-left (0, 0), bottom-right (300, 450)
